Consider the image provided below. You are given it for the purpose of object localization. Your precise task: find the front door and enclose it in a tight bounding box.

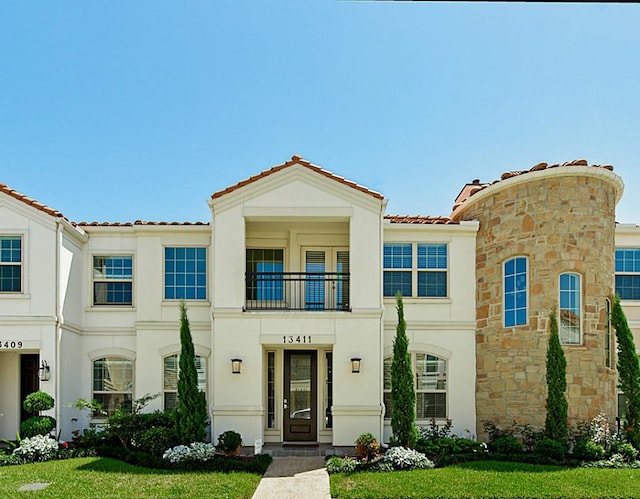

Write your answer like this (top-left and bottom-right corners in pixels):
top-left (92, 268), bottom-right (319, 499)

top-left (20, 354), bottom-right (39, 423)
top-left (283, 350), bottom-right (317, 442)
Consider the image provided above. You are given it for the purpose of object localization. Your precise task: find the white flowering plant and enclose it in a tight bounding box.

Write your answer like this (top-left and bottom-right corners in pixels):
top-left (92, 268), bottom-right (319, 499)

top-left (12, 435), bottom-right (59, 463)
top-left (383, 446), bottom-right (434, 470)
top-left (162, 442), bottom-right (216, 464)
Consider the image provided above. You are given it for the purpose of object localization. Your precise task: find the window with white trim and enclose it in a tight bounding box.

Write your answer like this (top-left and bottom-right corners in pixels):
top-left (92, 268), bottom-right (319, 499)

top-left (163, 354), bottom-right (207, 411)
top-left (504, 257), bottom-right (527, 327)
top-left (164, 247), bottom-right (207, 300)
top-left (0, 236), bottom-right (22, 293)
top-left (92, 357), bottom-right (133, 416)
top-left (559, 272), bottom-right (581, 345)
top-left (383, 353), bottom-right (447, 420)
top-left (93, 256), bottom-right (133, 305)
top-left (615, 248), bottom-right (640, 300)
top-left (383, 243), bottom-right (448, 298)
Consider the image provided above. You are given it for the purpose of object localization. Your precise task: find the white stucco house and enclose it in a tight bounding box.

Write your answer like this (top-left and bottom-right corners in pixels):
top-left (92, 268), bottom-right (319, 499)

top-left (1, 155), bottom-right (638, 446)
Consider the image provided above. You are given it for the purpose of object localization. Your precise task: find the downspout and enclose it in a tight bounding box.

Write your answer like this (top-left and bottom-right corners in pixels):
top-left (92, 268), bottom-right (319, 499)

top-left (54, 219), bottom-right (63, 439)
top-left (379, 199), bottom-right (388, 445)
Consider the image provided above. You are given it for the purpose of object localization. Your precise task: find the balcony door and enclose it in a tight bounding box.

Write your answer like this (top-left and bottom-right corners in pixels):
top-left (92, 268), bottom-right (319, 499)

top-left (303, 248), bottom-right (349, 311)
top-left (284, 350), bottom-right (317, 442)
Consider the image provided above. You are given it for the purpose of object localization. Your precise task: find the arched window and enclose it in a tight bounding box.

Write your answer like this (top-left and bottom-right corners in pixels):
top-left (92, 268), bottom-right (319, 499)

top-left (163, 354), bottom-right (207, 411)
top-left (383, 353), bottom-right (447, 420)
top-left (93, 357), bottom-right (133, 415)
top-left (559, 272), bottom-right (581, 345)
top-left (504, 257), bottom-right (527, 327)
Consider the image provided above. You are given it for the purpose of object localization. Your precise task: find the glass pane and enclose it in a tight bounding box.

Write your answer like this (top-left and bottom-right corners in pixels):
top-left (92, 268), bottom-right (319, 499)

top-left (306, 251), bottom-right (325, 310)
top-left (267, 352), bottom-right (276, 429)
top-left (289, 354), bottom-right (311, 420)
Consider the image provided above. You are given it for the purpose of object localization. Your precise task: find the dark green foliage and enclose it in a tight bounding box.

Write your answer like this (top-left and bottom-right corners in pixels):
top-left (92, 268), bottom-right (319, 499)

top-left (20, 416), bottom-right (56, 437)
top-left (136, 426), bottom-right (179, 457)
top-left (544, 311), bottom-right (568, 444)
top-left (415, 436), bottom-right (487, 460)
top-left (390, 292), bottom-right (418, 448)
top-left (23, 391), bottom-right (54, 413)
top-left (216, 430), bottom-right (242, 455)
top-left (490, 436), bottom-right (523, 455)
top-left (610, 441), bottom-right (639, 462)
top-left (572, 439), bottom-right (605, 461)
top-left (174, 302), bottom-right (208, 444)
top-left (611, 295), bottom-right (640, 449)
top-left (534, 437), bottom-right (566, 459)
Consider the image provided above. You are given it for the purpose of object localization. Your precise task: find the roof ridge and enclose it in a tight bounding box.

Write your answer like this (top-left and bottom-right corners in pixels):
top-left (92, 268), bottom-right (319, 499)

top-left (211, 155), bottom-right (384, 200)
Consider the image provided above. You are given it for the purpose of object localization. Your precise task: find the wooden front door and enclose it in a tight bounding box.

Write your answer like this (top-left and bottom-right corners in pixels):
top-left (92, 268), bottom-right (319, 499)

top-left (283, 350), bottom-right (317, 442)
top-left (20, 354), bottom-right (39, 423)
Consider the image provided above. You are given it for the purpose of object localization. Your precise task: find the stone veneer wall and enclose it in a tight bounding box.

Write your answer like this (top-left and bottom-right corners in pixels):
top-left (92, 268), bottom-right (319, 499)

top-left (454, 171), bottom-right (618, 439)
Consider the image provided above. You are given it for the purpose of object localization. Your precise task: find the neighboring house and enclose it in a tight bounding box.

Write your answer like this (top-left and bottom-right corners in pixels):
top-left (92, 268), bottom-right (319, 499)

top-left (0, 155), bottom-right (636, 445)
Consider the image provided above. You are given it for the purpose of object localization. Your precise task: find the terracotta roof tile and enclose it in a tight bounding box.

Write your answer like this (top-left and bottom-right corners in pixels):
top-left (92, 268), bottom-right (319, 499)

top-left (452, 160), bottom-right (615, 213)
top-left (384, 215), bottom-right (459, 225)
top-left (75, 220), bottom-right (209, 227)
top-left (0, 182), bottom-right (67, 220)
top-left (211, 155), bottom-right (384, 200)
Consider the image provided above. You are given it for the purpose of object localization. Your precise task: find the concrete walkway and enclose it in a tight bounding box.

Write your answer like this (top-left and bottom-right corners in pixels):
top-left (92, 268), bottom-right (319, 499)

top-left (251, 456), bottom-right (331, 499)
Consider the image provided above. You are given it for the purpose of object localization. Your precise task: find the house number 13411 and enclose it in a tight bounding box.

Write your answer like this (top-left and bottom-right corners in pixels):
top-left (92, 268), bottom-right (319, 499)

top-left (283, 335), bottom-right (311, 344)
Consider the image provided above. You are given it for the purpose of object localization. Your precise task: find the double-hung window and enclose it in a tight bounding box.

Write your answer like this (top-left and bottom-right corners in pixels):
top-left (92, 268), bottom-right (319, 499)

top-left (93, 256), bottom-right (133, 305)
top-left (384, 353), bottom-right (447, 419)
top-left (504, 257), bottom-right (527, 327)
top-left (383, 243), bottom-right (412, 297)
top-left (164, 247), bottom-right (207, 300)
top-left (417, 244), bottom-right (447, 297)
top-left (559, 272), bottom-right (581, 345)
top-left (163, 354), bottom-right (207, 410)
top-left (0, 236), bottom-right (22, 293)
top-left (615, 248), bottom-right (640, 300)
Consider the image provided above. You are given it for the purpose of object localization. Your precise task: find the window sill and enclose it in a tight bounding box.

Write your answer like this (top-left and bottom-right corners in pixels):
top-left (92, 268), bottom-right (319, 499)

top-left (0, 293), bottom-right (30, 299)
top-left (86, 306), bottom-right (137, 312)
top-left (384, 297), bottom-right (451, 304)
top-left (162, 300), bottom-right (210, 306)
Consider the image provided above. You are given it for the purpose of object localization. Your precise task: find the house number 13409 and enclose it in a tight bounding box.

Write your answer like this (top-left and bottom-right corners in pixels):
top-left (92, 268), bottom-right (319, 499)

top-left (283, 335), bottom-right (311, 344)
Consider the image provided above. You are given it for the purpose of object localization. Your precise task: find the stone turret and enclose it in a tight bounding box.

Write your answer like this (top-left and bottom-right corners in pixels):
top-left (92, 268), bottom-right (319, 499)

top-left (451, 161), bottom-right (623, 438)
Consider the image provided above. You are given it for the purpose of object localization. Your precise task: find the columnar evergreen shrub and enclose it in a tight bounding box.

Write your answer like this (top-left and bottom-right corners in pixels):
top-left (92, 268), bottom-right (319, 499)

top-left (611, 295), bottom-right (640, 449)
top-left (544, 311), bottom-right (568, 445)
top-left (390, 292), bottom-right (418, 448)
top-left (175, 302), bottom-right (208, 444)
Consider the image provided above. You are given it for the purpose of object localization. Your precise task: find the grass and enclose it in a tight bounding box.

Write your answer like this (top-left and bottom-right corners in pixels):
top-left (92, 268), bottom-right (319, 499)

top-left (330, 460), bottom-right (640, 498)
top-left (0, 457), bottom-right (262, 499)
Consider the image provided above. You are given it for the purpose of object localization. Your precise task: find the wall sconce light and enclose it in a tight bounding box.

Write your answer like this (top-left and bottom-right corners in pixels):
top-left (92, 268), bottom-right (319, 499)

top-left (38, 360), bottom-right (51, 381)
top-left (350, 357), bottom-right (361, 374)
top-left (231, 358), bottom-right (243, 374)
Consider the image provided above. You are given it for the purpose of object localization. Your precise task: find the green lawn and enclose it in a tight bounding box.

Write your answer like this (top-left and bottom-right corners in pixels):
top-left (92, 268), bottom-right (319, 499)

top-left (0, 457), bottom-right (261, 499)
top-left (330, 460), bottom-right (640, 498)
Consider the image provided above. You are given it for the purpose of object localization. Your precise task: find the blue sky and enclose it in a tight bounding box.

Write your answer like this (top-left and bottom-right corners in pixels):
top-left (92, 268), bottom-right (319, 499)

top-left (1, 2), bottom-right (639, 223)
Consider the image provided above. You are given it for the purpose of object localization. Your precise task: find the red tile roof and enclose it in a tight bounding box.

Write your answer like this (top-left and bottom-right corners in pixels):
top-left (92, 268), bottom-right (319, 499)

top-left (75, 221), bottom-right (209, 227)
top-left (384, 215), bottom-right (459, 225)
top-left (0, 182), bottom-right (67, 220)
top-left (452, 159), bottom-right (614, 213)
top-left (211, 155), bottom-right (384, 200)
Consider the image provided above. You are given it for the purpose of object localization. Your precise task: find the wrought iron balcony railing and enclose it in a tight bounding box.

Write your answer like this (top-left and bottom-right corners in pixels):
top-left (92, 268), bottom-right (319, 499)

top-left (245, 272), bottom-right (350, 311)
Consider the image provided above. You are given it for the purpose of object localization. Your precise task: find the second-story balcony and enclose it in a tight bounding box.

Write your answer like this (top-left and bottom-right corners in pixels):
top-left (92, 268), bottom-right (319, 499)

top-left (245, 272), bottom-right (350, 311)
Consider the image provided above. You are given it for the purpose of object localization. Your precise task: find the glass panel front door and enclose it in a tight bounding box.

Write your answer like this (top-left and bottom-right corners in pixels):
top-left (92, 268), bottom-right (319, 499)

top-left (283, 350), bottom-right (317, 441)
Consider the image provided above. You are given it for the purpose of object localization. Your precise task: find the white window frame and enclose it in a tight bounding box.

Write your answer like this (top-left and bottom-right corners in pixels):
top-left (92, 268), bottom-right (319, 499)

top-left (383, 352), bottom-right (448, 421)
top-left (163, 353), bottom-right (207, 411)
top-left (383, 242), bottom-right (449, 299)
top-left (503, 256), bottom-right (528, 328)
top-left (92, 254), bottom-right (134, 306)
top-left (163, 246), bottom-right (208, 301)
top-left (92, 356), bottom-right (134, 416)
top-left (559, 272), bottom-right (582, 345)
top-left (615, 248), bottom-right (640, 300)
top-left (0, 235), bottom-right (23, 294)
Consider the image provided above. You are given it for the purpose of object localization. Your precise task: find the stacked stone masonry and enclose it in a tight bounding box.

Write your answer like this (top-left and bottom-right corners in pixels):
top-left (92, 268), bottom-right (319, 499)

top-left (453, 170), bottom-right (619, 438)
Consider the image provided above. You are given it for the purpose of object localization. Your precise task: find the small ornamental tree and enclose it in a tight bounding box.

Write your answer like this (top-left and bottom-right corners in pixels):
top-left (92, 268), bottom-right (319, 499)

top-left (611, 295), bottom-right (640, 448)
top-left (544, 311), bottom-right (568, 445)
top-left (174, 302), bottom-right (208, 444)
top-left (390, 292), bottom-right (418, 448)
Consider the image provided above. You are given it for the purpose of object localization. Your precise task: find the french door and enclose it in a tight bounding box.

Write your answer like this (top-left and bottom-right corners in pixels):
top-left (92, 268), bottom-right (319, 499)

top-left (303, 248), bottom-right (349, 311)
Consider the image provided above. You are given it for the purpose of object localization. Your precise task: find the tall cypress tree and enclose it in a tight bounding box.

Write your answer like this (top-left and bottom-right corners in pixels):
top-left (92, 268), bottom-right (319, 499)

top-left (611, 295), bottom-right (640, 448)
top-left (391, 292), bottom-right (418, 448)
top-left (544, 311), bottom-right (568, 444)
top-left (175, 302), bottom-right (208, 444)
